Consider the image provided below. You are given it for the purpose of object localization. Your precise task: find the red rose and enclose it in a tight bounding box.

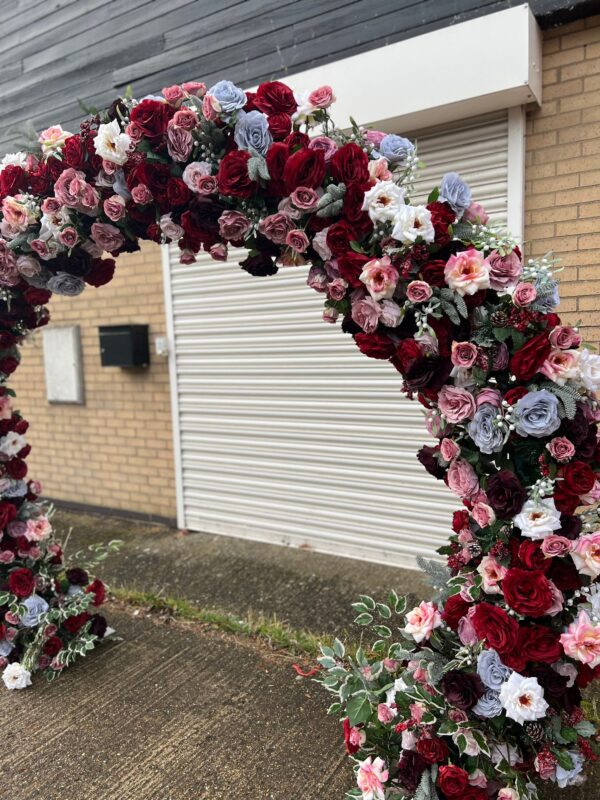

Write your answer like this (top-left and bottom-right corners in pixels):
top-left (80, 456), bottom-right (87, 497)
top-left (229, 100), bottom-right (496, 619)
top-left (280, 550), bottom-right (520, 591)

top-left (427, 201), bottom-right (454, 245)
top-left (267, 112), bottom-right (292, 141)
top-left (416, 736), bottom-right (448, 764)
top-left (462, 789), bottom-right (488, 800)
top-left (85, 258), bottom-right (116, 288)
top-left (129, 99), bottom-right (170, 139)
top-left (23, 287), bottom-right (51, 306)
top-left (43, 635), bottom-right (63, 657)
top-left (437, 765), bottom-right (469, 796)
top-left (342, 183), bottom-right (372, 234)
top-left (326, 221), bottom-right (357, 257)
top-left (504, 386), bottom-right (529, 405)
top-left (441, 594), bottom-right (471, 631)
top-left (330, 143), bottom-right (370, 186)
top-left (419, 260), bottom-right (446, 287)
top-left (337, 251), bottom-right (369, 288)
top-left (0, 356), bottom-right (19, 376)
top-left (394, 339), bottom-right (423, 374)
top-left (14, 419), bottom-right (28, 435)
top-left (0, 164), bottom-right (27, 198)
top-left (127, 161), bottom-right (171, 204)
top-left (452, 510), bottom-right (470, 532)
top-left (553, 482), bottom-right (580, 515)
top-left (502, 568), bottom-right (554, 616)
top-left (510, 332), bottom-right (552, 381)
top-left (284, 131), bottom-right (310, 151)
top-left (62, 135), bottom-right (87, 169)
top-left (283, 147), bottom-right (326, 193)
top-left (86, 578), bottom-right (106, 606)
top-left (518, 540), bottom-right (550, 572)
top-left (354, 332), bottom-right (395, 360)
top-left (561, 461), bottom-right (596, 495)
top-left (343, 717), bottom-right (361, 754)
top-left (471, 602), bottom-right (519, 653)
top-left (166, 177), bottom-right (191, 208)
top-left (254, 81), bottom-right (297, 115)
top-left (501, 645), bottom-right (528, 673)
top-left (6, 458), bottom-right (27, 479)
top-left (63, 612), bottom-right (90, 634)
top-left (265, 142), bottom-right (289, 195)
top-left (217, 150), bottom-right (256, 198)
top-left (486, 470), bottom-right (526, 519)
top-left (8, 567), bottom-right (35, 598)
top-left (521, 624), bottom-right (562, 664)
top-left (0, 501), bottom-right (16, 530)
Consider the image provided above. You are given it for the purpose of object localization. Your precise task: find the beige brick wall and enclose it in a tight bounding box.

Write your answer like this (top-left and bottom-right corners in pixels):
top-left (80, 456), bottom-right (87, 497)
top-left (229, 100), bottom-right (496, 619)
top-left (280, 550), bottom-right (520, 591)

top-left (525, 14), bottom-right (600, 347)
top-left (10, 242), bottom-right (176, 520)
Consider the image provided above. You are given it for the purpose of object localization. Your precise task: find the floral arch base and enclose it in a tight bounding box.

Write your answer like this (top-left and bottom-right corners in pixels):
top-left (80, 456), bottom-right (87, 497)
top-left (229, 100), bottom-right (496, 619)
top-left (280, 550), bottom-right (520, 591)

top-left (0, 79), bottom-right (599, 798)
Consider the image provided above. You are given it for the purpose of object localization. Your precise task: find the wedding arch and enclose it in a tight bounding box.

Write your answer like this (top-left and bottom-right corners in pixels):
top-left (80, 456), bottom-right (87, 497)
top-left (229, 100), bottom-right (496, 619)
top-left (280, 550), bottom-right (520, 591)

top-left (0, 78), bottom-right (598, 799)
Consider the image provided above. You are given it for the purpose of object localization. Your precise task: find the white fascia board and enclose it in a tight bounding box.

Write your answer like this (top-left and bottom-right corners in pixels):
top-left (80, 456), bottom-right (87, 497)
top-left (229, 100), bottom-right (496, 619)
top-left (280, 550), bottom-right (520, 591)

top-left (271, 4), bottom-right (542, 133)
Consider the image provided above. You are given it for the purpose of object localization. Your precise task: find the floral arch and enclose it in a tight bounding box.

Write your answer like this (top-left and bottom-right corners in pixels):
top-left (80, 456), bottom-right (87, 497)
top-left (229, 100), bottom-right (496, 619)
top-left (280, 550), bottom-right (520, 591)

top-left (0, 79), bottom-right (599, 799)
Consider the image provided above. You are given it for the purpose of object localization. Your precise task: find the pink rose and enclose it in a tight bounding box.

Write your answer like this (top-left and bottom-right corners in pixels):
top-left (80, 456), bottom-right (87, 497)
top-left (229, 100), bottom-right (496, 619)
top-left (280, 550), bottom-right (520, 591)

top-left (351, 295), bottom-right (381, 333)
top-left (451, 341), bottom-right (477, 368)
top-left (549, 325), bottom-right (582, 350)
top-left (172, 108), bottom-right (199, 130)
top-left (162, 85), bottom-right (185, 106)
top-left (209, 243), bottom-right (227, 261)
top-left (539, 349), bottom-right (579, 385)
top-left (182, 81), bottom-right (206, 97)
top-left (125, 120), bottom-right (145, 144)
top-left (25, 517), bottom-right (51, 542)
top-left (444, 248), bottom-right (490, 296)
top-left (359, 256), bottom-right (399, 301)
top-left (471, 502), bottom-right (495, 528)
top-left (0, 241), bottom-right (18, 286)
top-left (571, 532), bottom-right (600, 578)
top-left (286, 229), bottom-right (310, 253)
top-left (475, 388), bottom-right (502, 408)
top-left (179, 249), bottom-right (196, 265)
top-left (541, 535), bottom-right (572, 558)
top-left (560, 610), bottom-right (600, 667)
top-left (41, 197), bottom-right (61, 215)
top-left (404, 601), bottom-right (442, 643)
top-left (159, 214), bottom-right (184, 241)
top-left (487, 249), bottom-right (523, 291)
top-left (0, 396), bottom-right (11, 420)
top-left (54, 168), bottom-right (98, 213)
top-left (308, 85), bottom-right (335, 108)
top-left (379, 299), bottom-right (402, 328)
top-left (406, 280), bottom-right (432, 303)
top-left (357, 758), bottom-right (388, 800)
top-left (90, 222), bottom-right (125, 253)
top-left (368, 157), bottom-right (392, 182)
top-left (0, 551), bottom-right (14, 564)
top-left (447, 458), bottom-right (479, 500)
top-left (463, 202), bottom-right (489, 225)
top-left (581, 479), bottom-right (600, 505)
top-left (16, 255), bottom-right (40, 278)
top-left (218, 210), bottom-right (252, 242)
top-left (311, 228), bottom-right (332, 261)
top-left (377, 703), bottom-right (396, 724)
top-left (307, 265), bottom-right (328, 292)
top-left (103, 195), bottom-right (126, 222)
top-left (322, 307), bottom-right (339, 324)
top-left (182, 161), bottom-right (211, 193)
top-left (438, 385), bottom-right (476, 423)
top-left (440, 438), bottom-right (460, 461)
top-left (258, 212), bottom-right (294, 245)
top-left (131, 184), bottom-right (153, 205)
top-left (327, 278), bottom-right (348, 302)
top-left (167, 124), bottom-right (193, 162)
top-left (308, 136), bottom-right (338, 162)
top-left (1, 196), bottom-right (31, 231)
top-left (290, 186), bottom-right (319, 211)
top-left (477, 555), bottom-right (507, 594)
top-left (196, 175), bottom-right (218, 195)
top-left (57, 227), bottom-right (79, 248)
top-left (364, 130), bottom-right (386, 147)
top-left (458, 608), bottom-right (478, 645)
top-left (547, 436), bottom-right (575, 463)
top-left (546, 581), bottom-right (564, 617)
top-left (29, 239), bottom-right (50, 259)
top-left (513, 282), bottom-right (537, 307)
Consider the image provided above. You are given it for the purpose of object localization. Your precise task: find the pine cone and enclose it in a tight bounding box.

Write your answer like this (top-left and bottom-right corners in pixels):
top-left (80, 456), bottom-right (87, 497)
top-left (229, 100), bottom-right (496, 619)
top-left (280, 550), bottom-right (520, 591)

top-left (490, 310), bottom-right (509, 327)
top-left (524, 721), bottom-right (545, 742)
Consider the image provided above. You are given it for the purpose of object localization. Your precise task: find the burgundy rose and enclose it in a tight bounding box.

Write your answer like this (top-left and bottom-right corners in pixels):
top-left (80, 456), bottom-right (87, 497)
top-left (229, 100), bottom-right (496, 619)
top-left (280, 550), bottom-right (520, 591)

top-left (471, 602), bottom-right (519, 653)
top-left (43, 635), bottom-right (63, 657)
top-left (510, 332), bottom-right (552, 381)
top-left (486, 470), bottom-right (526, 519)
top-left (518, 540), bottom-right (550, 572)
top-left (417, 445), bottom-right (445, 479)
top-left (62, 612), bottom-right (90, 634)
top-left (337, 251), bottom-right (369, 288)
top-left (283, 148), bottom-right (326, 193)
top-left (441, 594), bottom-right (471, 631)
top-left (267, 112), bottom-right (292, 141)
top-left (330, 143), bottom-right (370, 186)
top-left (0, 165), bottom-right (27, 198)
top-left (0, 356), bottom-right (19, 376)
top-left (561, 460), bottom-right (596, 495)
top-left (6, 458), bottom-right (27, 479)
top-left (239, 252), bottom-right (277, 277)
top-left (547, 558), bottom-right (582, 592)
top-left (394, 339), bottom-right (423, 375)
top-left (437, 766), bottom-right (469, 797)
top-left (440, 670), bottom-right (484, 710)
top-left (502, 568), bottom-right (553, 616)
top-left (326, 221), bottom-right (358, 258)
top-left (129, 99), bottom-right (170, 139)
top-left (66, 567), bottom-right (89, 586)
top-left (265, 142), bottom-right (289, 196)
top-left (420, 259), bottom-right (447, 287)
top-left (62, 135), bottom-right (87, 169)
top-left (427, 201), bottom-right (454, 245)
top-left (520, 624), bottom-right (562, 664)
top-left (353, 332), bottom-right (395, 360)
top-left (86, 578), bottom-right (106, 606)
top-left (397, 750), bottom-right (427, 794)
top-left (166, 177), bottom-right (191, 208)
top-left (217, 150), bottom-right (256, 198)
top-left (254, 81), bottom-right (297, 115)
top-left (415, 736), bottom-right (448, 764)
top-left (85, 258), bottom-right (116, 288)
top-left (89, 613), bottom-right (108, 638)
top-left (8, 567), bottom-right (35, 598)
top-left (0, 501), bottom-right (17, 530)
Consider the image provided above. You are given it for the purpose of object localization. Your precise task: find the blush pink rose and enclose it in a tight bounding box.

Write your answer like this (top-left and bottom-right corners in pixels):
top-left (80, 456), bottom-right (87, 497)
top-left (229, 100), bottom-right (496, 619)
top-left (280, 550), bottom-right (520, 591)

top-left (379, 299), bottom-right (402, 328)
top-left (90, 222), bottom-right (125, 253)
top-left (561, 610), bottom-right (600, 667)
top-left (547, 436), bottom-right (575, 463)
top-left (471, 502), bottom-right (495, 528)
top-left (290, 186), bottom-right (319, 211)
top-left (286, 229), bottom-right (310, 253)
top-left (458, 608), bottom-right (479, 645)
top-left (218, 210), bottom-right (252, 241)
top-left (308, 85), bottom-right (335, 108)
top-left (451, 341), bottom-right (477, 368)
top-left (258, 212), bottom-right (294, 245)
top-left (182, 81), bottom-right (206, 96)
top-left (167, 124), bottom-right (193, 162)
top-left (541, 535), bottom-right (572, 558)
top-left (308, 136), bottom-right (338, 162)
top-left (487, 249), bottom-right (523, 291)
top-left (159, 214), bottom-right (184, 241)
top-left (54, 168), bottom-right (99, 213)
top-left (16, 255), bottom-right (40, 278)
top-left (581, 479), bottom-right (600, 505)
top-left (327, 278), bottom-right (348, 302)
top-left (131, 184), bottom-right (153, 204)
top-left (322, 307), bottom-right (339, 323)
top-left (406, 280), bottom-right (432, 303)
top-left (447, 458), bottom-right (479, 500)
top-left (438, 385), bottom-right (476, 423)
top-left (571, 532), bottom-right (600, 578)
top-left (103, 195), bottom-right (126, 222)
top-left (182, 161), bottom-right (211, 193)
top-left (549, 325), bottom-right (582, 350)
top-left (364, 130), bottom-right (386, 148)
top-left (404, 601), bottom-right (442, 643)
top-left (463, 202), bottom-right (489, 225)
top-left (125, 120), bottom-right (145, 144)
top-left (539, 349), bottom-right (579, 385)
top-left (513, 282), bottom-right (537, 307)
top-left (444, 248), bottom-right (490, 296)
top-left (24, 517), bottom-right (51, 542)
top-left (359, 256), bottom-right (399, 301)
top-left (0, 551), bottom-right (14, 564)
top-left (41, 197), bottom-right (61, 215)
top-left (477, 555), bottom-right (507, 594)
top-left (162, 85), bottom-right (185, 106)
top-left (351, 296), bottom-right (381, 333)
top-left (440, 438), bottom-right (460, 461)
top-left (172, 108), bottom-right (198, 130)
top-left (368, 157), bottom-right (393, 182)
top-left (57, 227), bottom-right (79, 248)
top-left (475, 388), bottom-right (502, 408)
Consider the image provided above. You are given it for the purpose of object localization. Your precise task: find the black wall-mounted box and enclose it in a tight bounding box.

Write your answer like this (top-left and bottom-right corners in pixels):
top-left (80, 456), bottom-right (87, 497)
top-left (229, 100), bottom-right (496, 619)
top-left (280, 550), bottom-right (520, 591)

top-left (99, 325), bottom-right (150, 368)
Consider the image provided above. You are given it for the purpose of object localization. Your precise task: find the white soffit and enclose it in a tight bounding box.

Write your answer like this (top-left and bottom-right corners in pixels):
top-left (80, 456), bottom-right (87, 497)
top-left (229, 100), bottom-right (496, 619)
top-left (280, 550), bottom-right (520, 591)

top-left (276, 4), bottom-right (542, 132)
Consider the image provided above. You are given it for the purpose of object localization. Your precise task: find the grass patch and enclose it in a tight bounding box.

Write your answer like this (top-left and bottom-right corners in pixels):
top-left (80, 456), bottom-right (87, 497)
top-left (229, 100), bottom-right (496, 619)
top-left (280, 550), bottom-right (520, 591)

top-left (112, 587), bottom-right (338, 659)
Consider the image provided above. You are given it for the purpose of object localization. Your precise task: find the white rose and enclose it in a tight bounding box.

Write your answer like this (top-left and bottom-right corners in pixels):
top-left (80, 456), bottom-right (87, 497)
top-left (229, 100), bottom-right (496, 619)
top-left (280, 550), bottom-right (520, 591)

top-left (2, 662), bottom-right (32, 690)
top-left (576, 348), bottom-right (600, 392)
top-left (159, 214), bottom-right (184, 241)
top-left (0, 431), bottom-right (27, 458)
top-left (512, 497), bottom-right (562, 540)
top-left (391, 204), bottom-right (435, 244)
top-left (94, 119), bottom-right (132, 166)
top-left (0, 152), bottom-right (27, 172)
top-left (361, 180), bottom-right (405, 224)
top-left (499, 672), bottom-right (548, 724)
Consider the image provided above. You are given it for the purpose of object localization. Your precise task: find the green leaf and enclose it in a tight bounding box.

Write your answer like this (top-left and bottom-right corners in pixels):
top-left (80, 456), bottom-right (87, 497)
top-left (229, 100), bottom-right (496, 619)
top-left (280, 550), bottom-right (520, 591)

top-left (575, 720), bottom-right (597, 737)
top-left (346, 694), bottom-right (372, 727)
top-left (327, 702), bottom-right (342, 715)
top-left (317, 656), bottom-right (337, 669)
top-left (354, 612), bottom-right (374, 626)
top-left (554, 750), bottom-right (575, 771)
top-left (333, 638), bottom-right (345, 659)
top-left (560, 726), bottom-right (579, 744)
top-left (376, 603), bottom-right (391, 619)
top-left (320, 645), bottom-right (335, 658)
top-left (372, 624), bottom-right (392, 638)
top-left (427, 187), bottom-right (440, 204)
top-left (358, 595), bottom-right (376, 611)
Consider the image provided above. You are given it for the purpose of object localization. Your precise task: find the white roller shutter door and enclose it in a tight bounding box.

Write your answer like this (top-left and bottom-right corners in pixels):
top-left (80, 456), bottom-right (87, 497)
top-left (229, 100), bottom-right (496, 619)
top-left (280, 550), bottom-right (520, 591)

top-left (165, 111), bottom-right (509, 567)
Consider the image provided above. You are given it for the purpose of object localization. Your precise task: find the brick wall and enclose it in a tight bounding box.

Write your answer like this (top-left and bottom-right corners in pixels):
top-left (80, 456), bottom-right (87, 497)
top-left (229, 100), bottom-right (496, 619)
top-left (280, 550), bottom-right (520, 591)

top-left (525, 14), bottom-right (600, 347)
top-left (11, 242), bottom-right (176, 521)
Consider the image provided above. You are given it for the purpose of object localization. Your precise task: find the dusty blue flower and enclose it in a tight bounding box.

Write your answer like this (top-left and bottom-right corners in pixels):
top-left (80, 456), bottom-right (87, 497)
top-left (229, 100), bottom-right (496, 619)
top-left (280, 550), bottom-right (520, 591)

top-left (467, 403), bottom-right (509, 454)
top-left (477, 649), bottom-right (510, 690)
top-left (514, 390), bottom-right (561, 438)
top-left (234, 110), bottom-right (273, 156)
top-left (440, 172), bottom-right (472, 217)
top-left (472, 688), bottom-right (503, 718)
top-left (46, 272), bottom-right (85, 297)
top-left (533, 277), bottom-right (560, 312)
top-left (0, 639), bottom-right (13, 657)
top-left (375, 134), bottom-right (415, 165)
top-left (207, 80), bottom-right (247, 119)
top-left (555, 751), bottom-right (585, 788)
top-left (20, 594), bottom-right (49, 627)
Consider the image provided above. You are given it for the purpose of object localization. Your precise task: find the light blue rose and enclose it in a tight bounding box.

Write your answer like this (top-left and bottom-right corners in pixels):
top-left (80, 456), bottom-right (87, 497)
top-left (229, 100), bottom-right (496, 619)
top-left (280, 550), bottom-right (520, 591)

top-left (374, 134), bottom-right (415, 165)
top-left (234, 110), bottom-right (273, 156)
top-left (477, 649), bottom-right (510, 690)
top-left (46, 272), bottom-right (86, 297)
top-left (0, 638), bottom-right (13, 657)
top-left (20, 594), bottom-right (49, 628)
top-left (439, 172), bottom-right (472, 217)
top-left (533, 278), bottom-right (560, 312)
top-left (2, 480), bottom-right (27, 497)
top-left (467, 403), bottom-right (509, 454)
top-left (207, 80), bottom-right (247, 119)
top-left (514, 390), bottom-right (561, 438)
top-left (113, 169), bottom-right (132, 201)
top-left (555, 750), bottom-right (585, 788)
top-left (473, 688), bottom-right (503, 718)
